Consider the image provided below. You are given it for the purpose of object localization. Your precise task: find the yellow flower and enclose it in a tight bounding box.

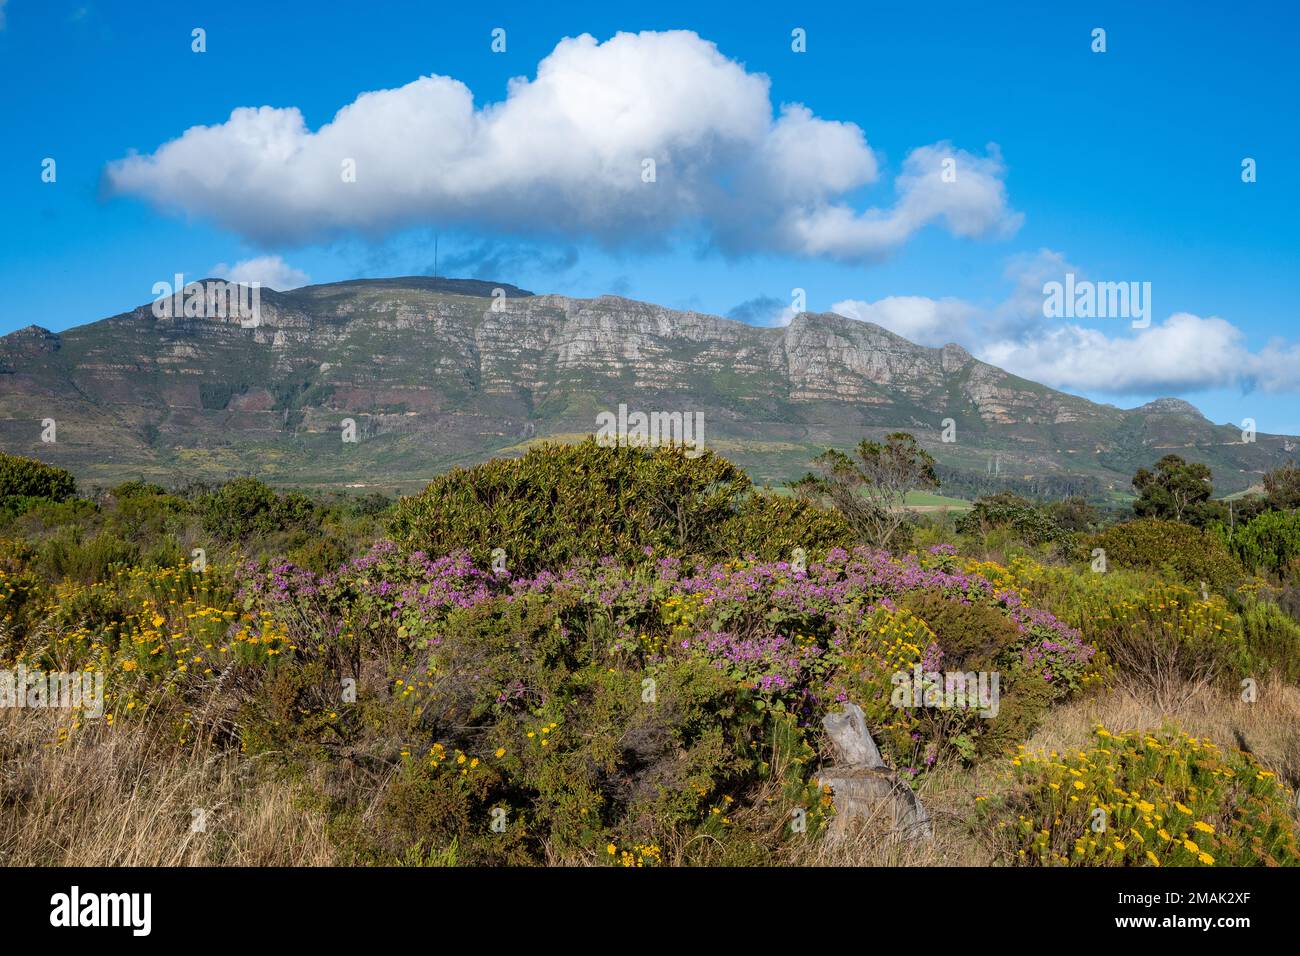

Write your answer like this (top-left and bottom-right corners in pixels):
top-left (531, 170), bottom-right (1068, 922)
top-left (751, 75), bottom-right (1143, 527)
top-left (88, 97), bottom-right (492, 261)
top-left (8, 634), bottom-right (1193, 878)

top-left (494, 747), bottom-right (506, 758)
top-left (1198, 852), bottom-right (1215, 865)
top-left (1193, 821), bottom-right (1214, 834)
top-left (606, 844), bottom-right (616, 855)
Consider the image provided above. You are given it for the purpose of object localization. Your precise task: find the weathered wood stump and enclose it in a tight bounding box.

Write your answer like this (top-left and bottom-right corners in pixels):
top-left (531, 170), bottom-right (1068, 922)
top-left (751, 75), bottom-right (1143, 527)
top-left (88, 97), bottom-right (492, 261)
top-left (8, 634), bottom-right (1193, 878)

top-left (815, 703), bottom-right (933, 841)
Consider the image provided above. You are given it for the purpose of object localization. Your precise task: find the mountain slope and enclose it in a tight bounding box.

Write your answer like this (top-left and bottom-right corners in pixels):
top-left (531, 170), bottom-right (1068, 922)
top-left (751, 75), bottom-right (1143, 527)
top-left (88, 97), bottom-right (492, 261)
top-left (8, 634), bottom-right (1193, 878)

top-left (0, 277), bottom-right (1293, 494)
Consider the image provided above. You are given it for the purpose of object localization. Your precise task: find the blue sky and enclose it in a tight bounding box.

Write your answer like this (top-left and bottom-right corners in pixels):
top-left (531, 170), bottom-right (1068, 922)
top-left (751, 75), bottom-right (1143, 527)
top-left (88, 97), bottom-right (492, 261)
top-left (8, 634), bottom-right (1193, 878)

top-left (2, 0), bottom-right (1297, 432)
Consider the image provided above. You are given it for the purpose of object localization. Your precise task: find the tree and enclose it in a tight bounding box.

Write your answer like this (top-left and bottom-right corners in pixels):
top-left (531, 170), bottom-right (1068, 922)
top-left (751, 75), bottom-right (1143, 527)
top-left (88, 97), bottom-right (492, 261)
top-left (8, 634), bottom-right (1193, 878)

top-left (794, 432), bottom-right (938, 549)
top-left (1263, 463), bottom-right (1300, 512)
top-left (1045, 496), bottom-right (1099, 533)
top-left (1132, 454), bottom-right (1213, 523)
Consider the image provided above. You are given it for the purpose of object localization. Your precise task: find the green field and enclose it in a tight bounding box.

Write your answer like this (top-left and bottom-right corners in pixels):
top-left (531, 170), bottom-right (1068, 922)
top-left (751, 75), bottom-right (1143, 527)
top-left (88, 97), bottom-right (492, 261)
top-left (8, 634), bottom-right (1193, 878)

top-left (903, 491), bottom-right (972, 510)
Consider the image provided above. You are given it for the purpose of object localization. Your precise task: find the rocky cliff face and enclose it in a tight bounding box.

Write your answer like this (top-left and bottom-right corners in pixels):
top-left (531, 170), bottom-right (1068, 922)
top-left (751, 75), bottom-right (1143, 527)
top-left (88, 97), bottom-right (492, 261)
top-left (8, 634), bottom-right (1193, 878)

top-left (0, 277), bottom-right (1292, 492)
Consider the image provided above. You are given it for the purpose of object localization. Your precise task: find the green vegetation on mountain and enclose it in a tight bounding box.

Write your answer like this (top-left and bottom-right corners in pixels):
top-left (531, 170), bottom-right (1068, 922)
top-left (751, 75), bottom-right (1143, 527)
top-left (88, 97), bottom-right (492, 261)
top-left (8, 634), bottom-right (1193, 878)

top-left (1, 279), bottom-right (1294, 496)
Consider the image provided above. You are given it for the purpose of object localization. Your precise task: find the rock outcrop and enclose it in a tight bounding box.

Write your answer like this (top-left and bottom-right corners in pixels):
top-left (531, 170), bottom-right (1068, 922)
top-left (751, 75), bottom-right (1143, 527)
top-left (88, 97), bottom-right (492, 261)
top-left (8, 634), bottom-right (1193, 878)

top-left (0, 277), bottom-right (1291, 489)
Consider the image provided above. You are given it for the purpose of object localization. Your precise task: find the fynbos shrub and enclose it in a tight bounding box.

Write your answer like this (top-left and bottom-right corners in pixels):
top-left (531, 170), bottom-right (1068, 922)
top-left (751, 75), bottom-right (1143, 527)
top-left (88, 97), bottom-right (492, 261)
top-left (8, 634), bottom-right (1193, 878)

top-left (1086, 519), bottom-right (1244, 592)
top-left (984, 726), bottom-right (1298, 866)
top-left (389, 440), bottom-right (845, 572)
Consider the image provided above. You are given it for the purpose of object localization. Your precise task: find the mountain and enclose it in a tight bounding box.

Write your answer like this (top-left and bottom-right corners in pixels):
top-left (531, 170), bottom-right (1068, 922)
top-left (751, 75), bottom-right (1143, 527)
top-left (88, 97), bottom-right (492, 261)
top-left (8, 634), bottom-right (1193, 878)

top-left (0, 277), bottom-right (1293, 495)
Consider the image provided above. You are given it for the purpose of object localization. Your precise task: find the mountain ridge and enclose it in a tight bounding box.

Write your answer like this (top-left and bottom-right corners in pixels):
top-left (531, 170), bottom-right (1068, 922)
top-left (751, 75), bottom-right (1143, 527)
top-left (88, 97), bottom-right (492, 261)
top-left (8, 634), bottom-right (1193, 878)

top-left (0, 276), bottom-right (1291, 494)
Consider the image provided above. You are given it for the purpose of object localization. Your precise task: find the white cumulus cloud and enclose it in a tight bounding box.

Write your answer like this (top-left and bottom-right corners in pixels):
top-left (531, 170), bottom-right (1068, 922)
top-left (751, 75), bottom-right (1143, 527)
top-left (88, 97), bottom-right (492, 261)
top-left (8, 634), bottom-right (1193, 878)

top-left (105, 31), bottom-right (1018, 261)
top-left (210, 255), bottom-right (309, 290)
top-left (791, 144), bottom-right (1020, 260)
top-left (830, 250), bottom-right (1300, 395)
top-left (980, 313), bottom-right (1300, 395)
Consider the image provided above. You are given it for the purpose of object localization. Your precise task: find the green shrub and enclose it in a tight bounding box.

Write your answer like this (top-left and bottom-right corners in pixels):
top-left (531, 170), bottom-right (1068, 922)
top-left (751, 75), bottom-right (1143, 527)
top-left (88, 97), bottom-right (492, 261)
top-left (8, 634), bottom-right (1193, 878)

top-left (105, 489), bottom-right (186, 542)
top-left (1237, 596), bottom-right (1300, 683)
top-left (1043, 497), bottom-right (1099, 534)
top-left (299, 588), bottom-right (823, 866)
top-left (1085, 582), bottom-right (1246, 706)
top-left (6, 497), bottom-right (99, 532)
top-left (1086, 519), bottom-right (1244, 592)
top-left (873, 593), bottom-right (1070, 762)
top-left (957, 493), bottom-right (1066, 545)
top-left (0, 453), bottom-right (75, 502)
top-left (910, 515), bottom-right (960, 553)
top-left (1010, 560), bottom-right (1267, 697)
top-left (0, 454), bottom-right (77, 518)
top-left (347, 492), bottom-right (393, 517)
top-left (287, 535), bottom-right (352, 575)
top-left (717, 490), bottom-right (851, 559)
top-left (898, 590), bottom-right (1022, 671)
top-left (0, 538), bottom-right (43, 655)
top-left (111, 480), bottom-right (167, 499)
top-left (202, 477), bottom-right (279, 539)
top-left (201, 477), bottom-right (320, 542)
top-left (389, 440), bottom-right (833, 572)
top-left (1224, 509), bottom-right (1300, 580)
top-left (971, 671), bottom-right (1058, 758)
top-left (35, 528), bottom-right (139, 585)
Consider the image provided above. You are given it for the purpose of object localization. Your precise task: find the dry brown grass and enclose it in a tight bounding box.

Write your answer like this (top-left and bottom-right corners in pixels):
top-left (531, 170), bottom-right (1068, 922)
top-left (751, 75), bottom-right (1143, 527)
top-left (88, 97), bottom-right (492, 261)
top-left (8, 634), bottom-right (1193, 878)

top-left (2, 677), bottom-right (1295, 866)
top-left (1019, 678), bottom-right (1300, 788)
top-left (0, 708), bottom-right (335, 866)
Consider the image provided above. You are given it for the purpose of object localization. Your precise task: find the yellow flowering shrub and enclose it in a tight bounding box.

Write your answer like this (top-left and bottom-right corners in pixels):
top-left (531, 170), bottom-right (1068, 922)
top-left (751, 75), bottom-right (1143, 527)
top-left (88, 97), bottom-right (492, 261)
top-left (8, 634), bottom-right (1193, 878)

top-left (658, 590), bottom-right (705, 654)
top-left (608, 842), bottom-right (664, 867)
top-left (1087, 584), bottom-right (1246, 700)
top-left (822, 606), bottom-right (928, 743)
top-left (963, 555), bottom-right (1047, 594)
top-left (983, 725), bottom-right (1298, 866)
top-left (1091, 583), bottom-right (1240, 647)
top-left (0, 562), bottom-right (291, 741)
